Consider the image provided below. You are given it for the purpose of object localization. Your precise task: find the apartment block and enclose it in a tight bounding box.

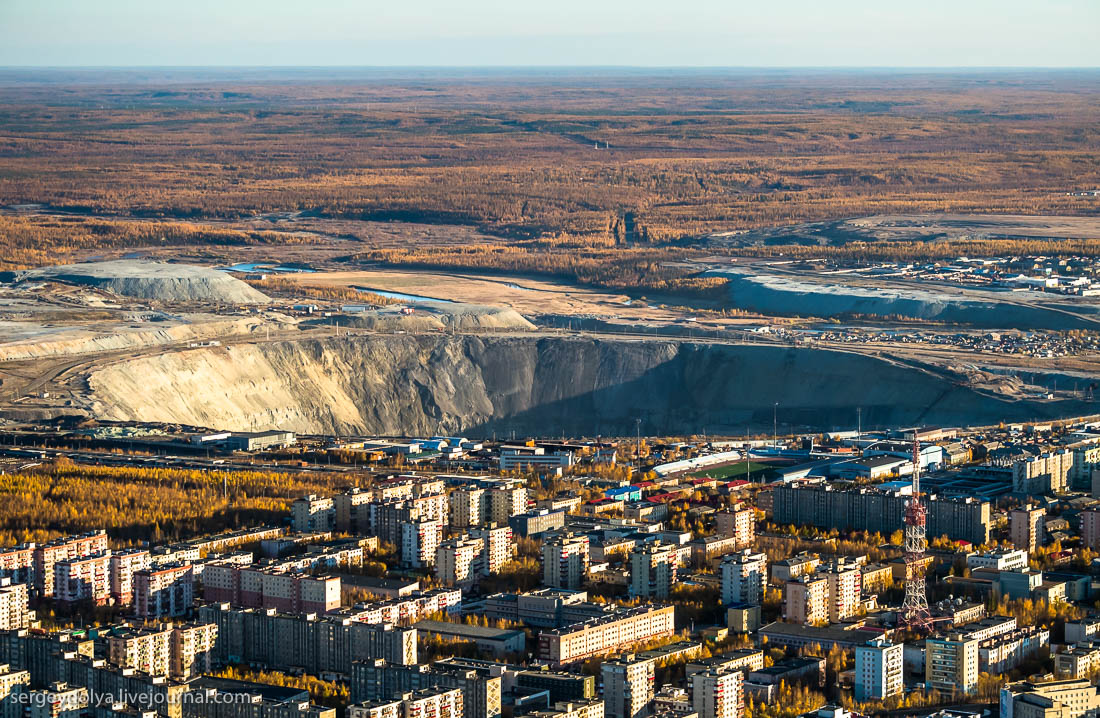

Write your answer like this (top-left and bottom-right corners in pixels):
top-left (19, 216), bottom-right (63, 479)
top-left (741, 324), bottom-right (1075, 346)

top-left (449, 488), bottom-right (487, 529)
top-left (0, 545), bottom-right (34, 586)
top-left (691, 668), bottom-right (743, 718)
top-left (629, 544), bottom-right (678, 600)
top-left (435, 537), bottom-right (483, 586)
top-left (33, 531), bottom-right (109, 598)
top-left (602, 654), bottom-right (655, 718)
top-left (967, 549), bottom-right (1028, 571)
top-left (926, 634), bottom-right (980, 695)
top-left (823, 559), bottom-right (862, 623)
top-left (529, 701), bottom-right (604, 718)
top-left (350, 659), bottom-right (501, 718)
top-left (854, 638), bottom-right (902, 702)
top-left (489, 484), bottom-right (528, 525)
top-left (1001, 679), bottom-right (1100, 718)
top-left (28, 682), bottom-right (88, 718)
top-left (784, 576), bottom-right (828, 625)
top-left (54, 552), bottom-right (111, 606)
top-left (0, 662), bottom-right (30, 718)
top-left (133, 564), bottom-right (193, 618)
top-left (772, 484), bottom-right (991, 544)
top-left (1081, 510), bottom-right (1100, 551)
top-left (1011, 506), bottom-right (1045, 554)
top-left (715, 508), bottom-right (754, 547)
top-left (334, 488), bottom-right (374, 534)
top-left (198, 603), bottom-right (418, 675)
top-left (108, 626), bottom-right (172, 677)
top-left (720, 551), bottom-right (766, 607)
top-left (0, 579), bottom-right (30, 631)
top-left (182, 679), bottom-right (333, 718)
top-left (110, 549), bottom-right (152, 606)
top-left (170, 623), bottom-right (218, 680)
top-left (543, 534), bottom-right (590, 590)
top-left (1013, 451), bottom-right (1072, 495)
top-left (509, 510), bottom-right (566, 538)
top-left (401, 519), bottom-right (442, 569)
top-left (292, 495), bottom-right (335, 533)
top-left (469, 525), bottom-right (513, 575)
top-left (536, 605), bottom-right (676, 666)
top-left (350, 687), bottom-right (463, 718)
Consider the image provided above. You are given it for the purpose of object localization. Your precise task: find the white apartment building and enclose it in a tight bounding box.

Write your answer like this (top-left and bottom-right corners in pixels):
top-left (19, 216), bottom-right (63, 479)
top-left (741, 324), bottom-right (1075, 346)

top-left (720, 550), bottom-right (767, 606)
top-left (691, 668), bottom-right (743, 718)
top-left (470, 524), bottom-right (513, 575)
top-left (543, 534), bottom-right (590, 590)
top-left (401, 518), bottom-right (442, 569)
top-left (967, 550), bottom-right (1029, 572)
top-left (854, 638), bottom-right (903, 702)
top-left (435, 537), bottom-right (483, 585)
top-left (0, 579), bottom-right (30, 631)
top-left (630, 543), bottom-right (678, 600)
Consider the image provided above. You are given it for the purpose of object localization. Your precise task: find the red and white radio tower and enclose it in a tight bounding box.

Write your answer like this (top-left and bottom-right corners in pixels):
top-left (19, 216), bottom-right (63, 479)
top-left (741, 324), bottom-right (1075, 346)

top-left (900, 435), bottom-right (933, 632)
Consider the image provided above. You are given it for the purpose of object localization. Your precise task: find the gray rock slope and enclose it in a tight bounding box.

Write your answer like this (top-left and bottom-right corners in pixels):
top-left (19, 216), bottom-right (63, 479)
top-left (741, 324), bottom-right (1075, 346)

top-left (19, 260), bottom-right (269, 304)
top-left (85, 335), bottom-right (1088, 436)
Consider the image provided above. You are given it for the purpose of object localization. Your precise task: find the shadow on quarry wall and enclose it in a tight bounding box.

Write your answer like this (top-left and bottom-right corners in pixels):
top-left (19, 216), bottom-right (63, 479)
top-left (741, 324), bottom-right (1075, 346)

top-left (464, 342), bottom-right (1092, 437)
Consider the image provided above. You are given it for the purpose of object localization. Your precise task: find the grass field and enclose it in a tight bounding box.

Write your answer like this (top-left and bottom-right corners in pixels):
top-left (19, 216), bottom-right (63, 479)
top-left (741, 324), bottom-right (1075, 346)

top-left (687, 461), bottom-right (773, 480)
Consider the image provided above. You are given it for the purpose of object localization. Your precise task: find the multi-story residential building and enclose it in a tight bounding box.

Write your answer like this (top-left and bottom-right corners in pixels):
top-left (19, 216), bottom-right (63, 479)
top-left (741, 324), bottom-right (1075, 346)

top-left (1011, 506), bottom-right (1045, 554)
top-left (529, 700), bottom-right (604, 718)
top-left (979, 627), bottom-right (1050, 674)
top-left (203, 563), bottom-right (340, 614)
top-left (0, 545), bottom-right (34, 586)
top-left (350, 687), bottom-right (463, 718)
top-left (334, 488), bottom-right (373, 534)
top-left (854, 638), bottom-right (903, 702)
top-left (629, 544), bottom-right (678, 600)
top-left (110, 549), bottom-right (152, 606)
top-left (770, 554), bottom-right (820, 584)
top-left (926, 634), bottom-right (980, 695)
top-left (602, 654), bottom-right (655, 718)
top-left (199, 603), bottom-right (418, 673)
top-left (170, 623), bottom-right (218, 680)
top-left (772, 484), bottom-right (991, 544)
top-left (401, 519), bottom-right (442, 569)
top-left (720, 551), bottom-right (766, 606)
top-left (108, 626), bottom-right (172, 677)
top-left (967, 550), bottom-right (1028, 572)
top-left (182, 678), bottom-right (333, 718)
top-left (514, 671), bottom-right (595, 703)
top-left (1056, 643), bottom-right (1100, 679)
top-left (691, 668), bottom-right (743, 718)
top-left (0, 579), bottom-right (30, 631)
top-left (350, 659), bottom-right (500, 718)
top-left (1001, 679), bottom-right (1100, 718)
top-left (536, 605), bottom-right (675, 666)
top-left (489, 484), bottom-right (527, 525)
top-left (27, 682), bottom-right (88, 718)
top-left (33, 531), bottom-right (109, 598)
top-left (54, 552), bottom-right (111, 606)
top-left (1013, 451), bottom-right (1072, 495)
top-left (509, 510), bottom-right (566, 538)
top-left (0, 662), bottom-right (30, 718)
top-left (1083, 510), bottom-right (1100, 551)
top-left (822, 559), bottom-right (862, 623)
top-left (469, 525), bottom-right (513, 575)
top-left (715, 508), bottom-right (754, 547)
top-left (784, 576), bottom-right (828, 625)
top-left (292, 495), bottom-right (335, 533)
top-left (133, 564), bottom-right (193, 618)
top-left (435, 537), bottom-right (483, 586)
top-left (543, 534), bottom-right (590, 590)
top-left (371, 496), bottom-right (448, 551)
top-left (449, 488), bottom-right (487, 529)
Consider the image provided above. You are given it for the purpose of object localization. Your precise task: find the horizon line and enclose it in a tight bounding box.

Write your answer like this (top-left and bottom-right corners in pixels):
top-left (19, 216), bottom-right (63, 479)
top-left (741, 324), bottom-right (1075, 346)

top-left (2, 64), bottom-right (1100, 71)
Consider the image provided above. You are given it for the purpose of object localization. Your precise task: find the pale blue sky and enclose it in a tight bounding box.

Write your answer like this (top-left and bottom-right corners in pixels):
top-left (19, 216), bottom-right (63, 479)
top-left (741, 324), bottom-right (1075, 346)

top-left (1, 0), bottom-right (1097, 67)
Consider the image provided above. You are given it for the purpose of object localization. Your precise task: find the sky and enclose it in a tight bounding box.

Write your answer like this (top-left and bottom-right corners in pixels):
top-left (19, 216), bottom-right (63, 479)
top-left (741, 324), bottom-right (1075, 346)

top-left (1, 0), bottom-right (1098, 68)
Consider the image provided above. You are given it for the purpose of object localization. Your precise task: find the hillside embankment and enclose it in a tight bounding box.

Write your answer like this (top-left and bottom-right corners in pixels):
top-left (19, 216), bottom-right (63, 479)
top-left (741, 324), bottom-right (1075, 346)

top-left (81, 335), bottom-right (1088, 435)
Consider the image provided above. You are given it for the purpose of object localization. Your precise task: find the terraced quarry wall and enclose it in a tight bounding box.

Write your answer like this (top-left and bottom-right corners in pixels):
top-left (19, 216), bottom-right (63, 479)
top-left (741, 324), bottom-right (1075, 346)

top-left (84, 336), bottom-right (1088, 435)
